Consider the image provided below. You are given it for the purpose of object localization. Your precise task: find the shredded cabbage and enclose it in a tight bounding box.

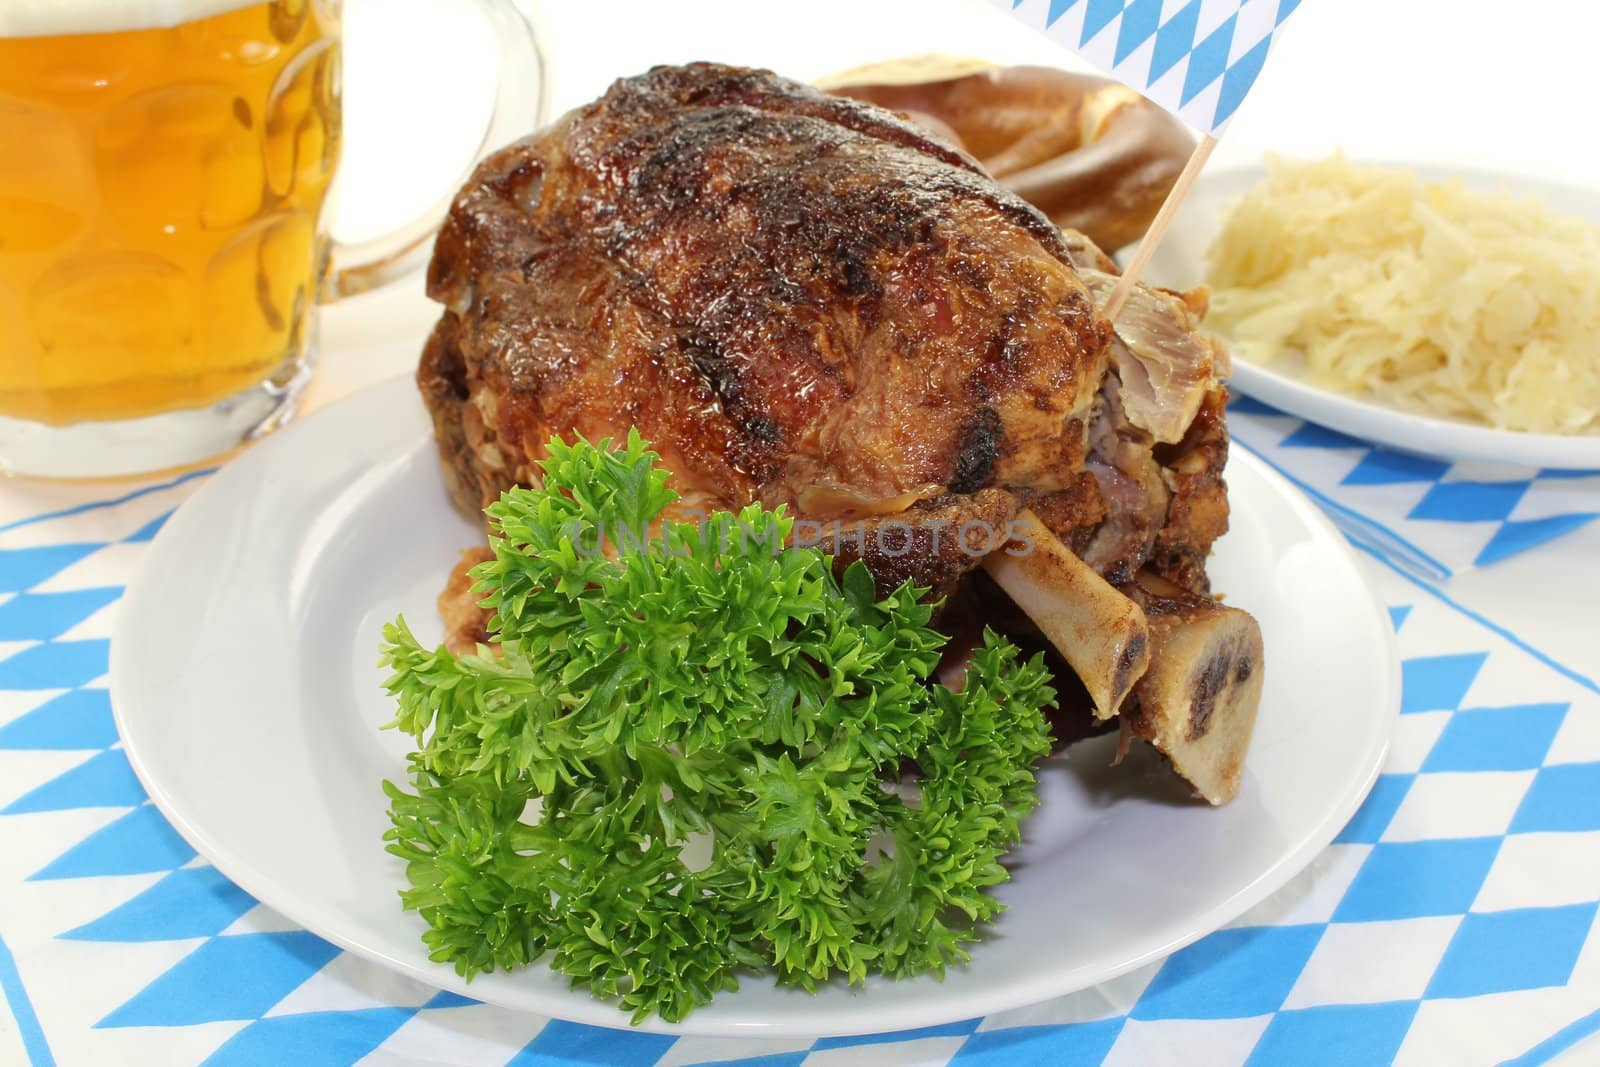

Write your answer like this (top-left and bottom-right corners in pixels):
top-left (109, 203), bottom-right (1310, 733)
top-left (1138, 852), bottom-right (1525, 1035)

top-left (1206, 153), bottom-right (1600, 435)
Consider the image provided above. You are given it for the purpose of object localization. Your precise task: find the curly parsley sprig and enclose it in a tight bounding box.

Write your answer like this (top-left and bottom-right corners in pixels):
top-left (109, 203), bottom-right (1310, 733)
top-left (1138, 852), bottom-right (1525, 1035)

top-left (380, 431), bottom-right (1055, 1023)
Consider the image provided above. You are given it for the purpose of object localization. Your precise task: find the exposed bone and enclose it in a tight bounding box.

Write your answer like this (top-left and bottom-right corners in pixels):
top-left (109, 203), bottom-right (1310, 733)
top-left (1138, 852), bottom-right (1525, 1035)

top-left (982, 509), bottom-right (1151, 719)
top-left (1122, 572), bottom-right (1265, 805)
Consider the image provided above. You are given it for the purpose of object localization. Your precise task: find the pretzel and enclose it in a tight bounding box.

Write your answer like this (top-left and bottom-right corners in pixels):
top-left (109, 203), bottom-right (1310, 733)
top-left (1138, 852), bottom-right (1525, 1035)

top-left (825, 58), bottom-right (1196, 251)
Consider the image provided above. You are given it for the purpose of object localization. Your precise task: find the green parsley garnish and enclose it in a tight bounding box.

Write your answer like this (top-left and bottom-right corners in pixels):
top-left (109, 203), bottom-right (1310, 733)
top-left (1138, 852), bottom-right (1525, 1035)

top-left (379, 431), bottom-right (1055, 1023)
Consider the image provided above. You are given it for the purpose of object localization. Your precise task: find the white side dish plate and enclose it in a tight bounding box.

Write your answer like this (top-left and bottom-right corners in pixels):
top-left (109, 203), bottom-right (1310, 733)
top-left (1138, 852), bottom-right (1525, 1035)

top-left (1147, 162), bottom-right (1600, 471)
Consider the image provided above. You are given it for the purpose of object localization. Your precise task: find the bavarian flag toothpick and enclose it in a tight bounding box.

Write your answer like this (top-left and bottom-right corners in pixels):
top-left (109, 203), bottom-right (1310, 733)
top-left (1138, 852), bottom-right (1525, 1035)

top-left (995, 0), bottom-right (1303, 136)
top-left (994, 0), bottom-right (1304, 317)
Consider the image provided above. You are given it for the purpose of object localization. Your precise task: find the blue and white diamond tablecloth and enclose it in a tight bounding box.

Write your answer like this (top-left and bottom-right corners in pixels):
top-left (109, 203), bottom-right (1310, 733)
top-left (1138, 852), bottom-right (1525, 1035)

top-left (1, 401), bottom-right (1599, 1067)
top-left (1228, 398), bottom-right (1600, 582)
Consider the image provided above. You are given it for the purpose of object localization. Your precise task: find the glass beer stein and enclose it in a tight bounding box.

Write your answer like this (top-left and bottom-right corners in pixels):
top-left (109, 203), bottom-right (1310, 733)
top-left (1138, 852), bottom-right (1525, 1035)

top-left (0, 0), bottom-right (544, 477)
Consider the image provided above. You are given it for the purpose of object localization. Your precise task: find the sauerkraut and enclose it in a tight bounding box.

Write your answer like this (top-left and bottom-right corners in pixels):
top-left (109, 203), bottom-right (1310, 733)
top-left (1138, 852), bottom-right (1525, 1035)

top-left (1205, 154), bottom-right (1600, 435)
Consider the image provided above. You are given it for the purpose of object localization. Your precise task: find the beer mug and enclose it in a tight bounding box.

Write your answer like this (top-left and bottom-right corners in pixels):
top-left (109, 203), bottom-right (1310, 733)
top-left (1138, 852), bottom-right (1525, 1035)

top-left (0, 0), bottom-right (544, 477)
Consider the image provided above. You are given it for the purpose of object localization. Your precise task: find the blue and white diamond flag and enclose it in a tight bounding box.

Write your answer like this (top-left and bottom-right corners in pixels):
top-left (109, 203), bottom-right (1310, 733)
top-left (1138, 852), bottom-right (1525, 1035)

top-left (995, 0), bottom-right (1302, 135)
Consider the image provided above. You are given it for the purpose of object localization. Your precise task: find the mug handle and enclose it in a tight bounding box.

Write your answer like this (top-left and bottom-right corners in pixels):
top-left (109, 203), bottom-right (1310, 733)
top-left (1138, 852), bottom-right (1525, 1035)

top-left (320, 0), bottom-right (547, 300)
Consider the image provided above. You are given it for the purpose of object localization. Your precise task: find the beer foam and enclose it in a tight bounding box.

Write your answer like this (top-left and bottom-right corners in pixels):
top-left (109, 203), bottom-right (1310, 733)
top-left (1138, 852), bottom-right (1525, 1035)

top-left (0, 0), bottom-right (260, 38)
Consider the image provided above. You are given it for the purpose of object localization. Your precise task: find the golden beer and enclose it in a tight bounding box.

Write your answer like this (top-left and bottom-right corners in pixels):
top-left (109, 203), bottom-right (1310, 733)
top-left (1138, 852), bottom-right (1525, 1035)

top-left (0, 0), bottom-right (342, 425)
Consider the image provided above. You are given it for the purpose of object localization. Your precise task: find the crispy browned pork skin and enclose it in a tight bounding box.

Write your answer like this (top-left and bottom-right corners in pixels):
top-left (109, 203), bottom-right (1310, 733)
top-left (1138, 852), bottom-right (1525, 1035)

top-left (419, 62), bottom-right (1262, 803)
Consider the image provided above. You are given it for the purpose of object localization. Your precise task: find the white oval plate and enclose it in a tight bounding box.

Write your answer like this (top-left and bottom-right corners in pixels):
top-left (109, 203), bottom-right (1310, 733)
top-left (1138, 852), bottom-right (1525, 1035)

top-left (1147, 162), bottom-right (1600, 470)
top-left (111, 374), bottom-right (1398, 1038)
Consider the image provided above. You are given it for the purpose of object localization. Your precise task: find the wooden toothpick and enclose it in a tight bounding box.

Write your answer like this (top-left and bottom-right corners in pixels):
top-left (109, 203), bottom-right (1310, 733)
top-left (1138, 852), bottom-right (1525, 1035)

top-left (1102, 134), bottom-right (1218, 322)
